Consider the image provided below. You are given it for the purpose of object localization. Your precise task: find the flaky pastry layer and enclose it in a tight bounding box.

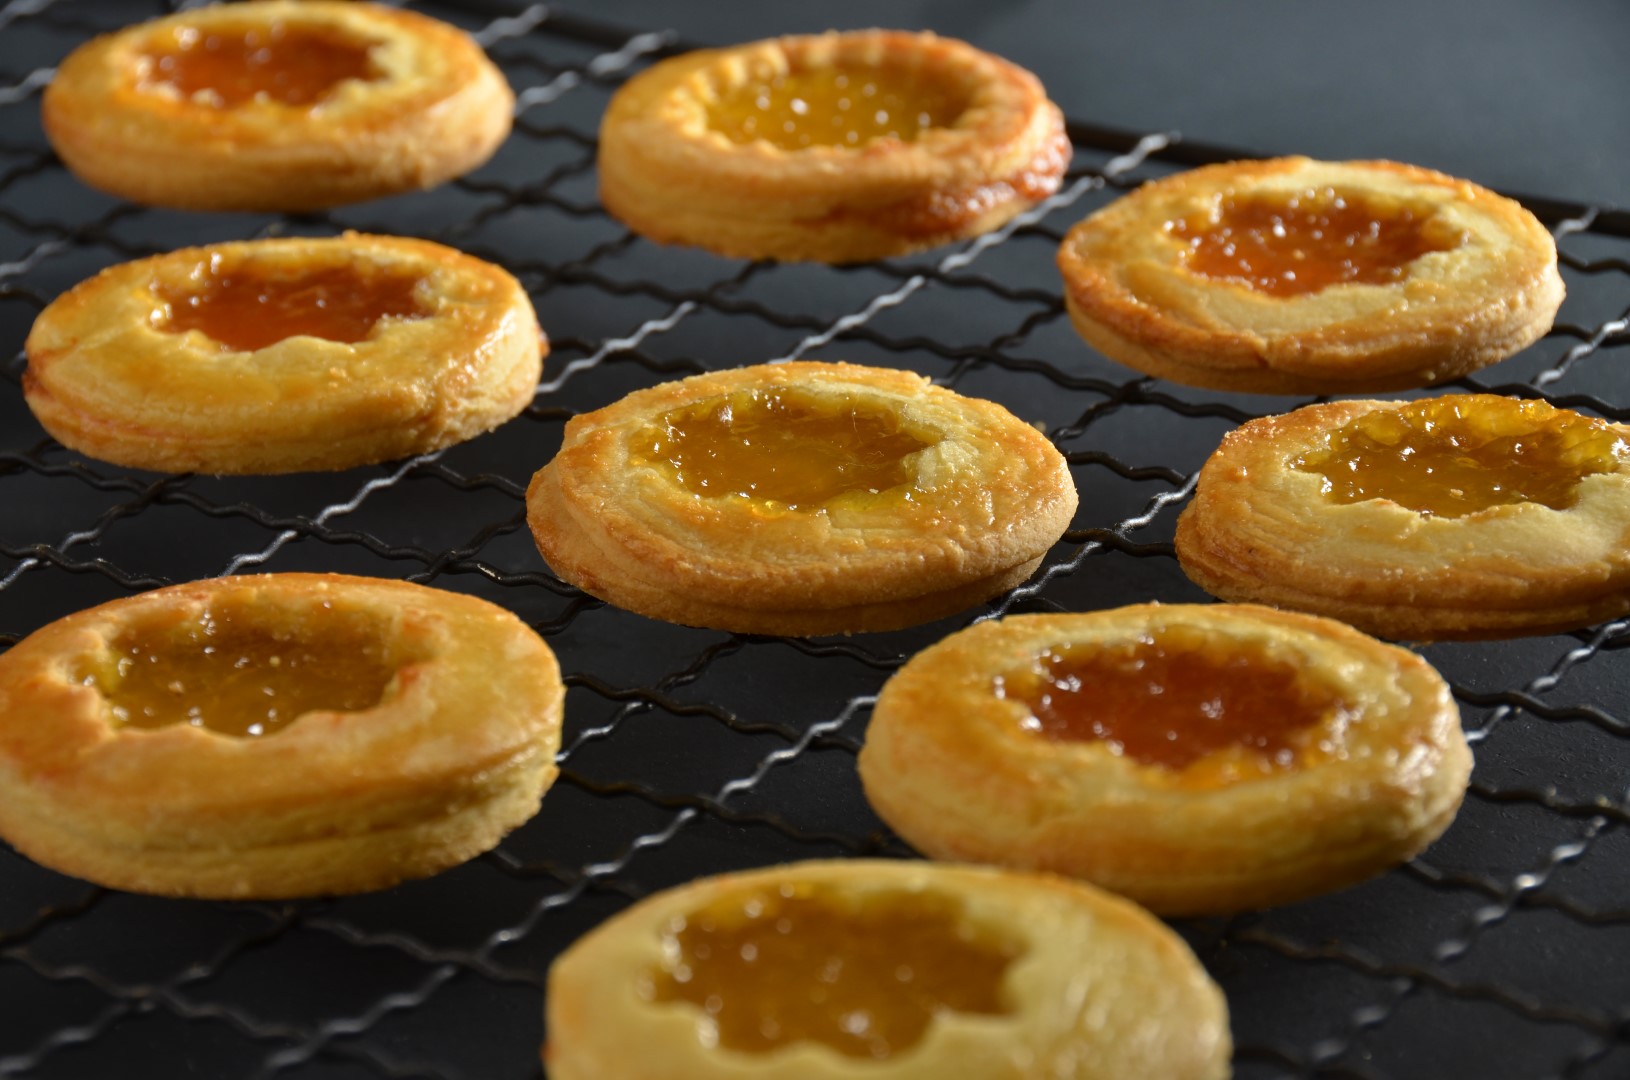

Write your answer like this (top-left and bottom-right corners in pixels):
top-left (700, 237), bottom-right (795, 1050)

top-left (525, 362), bottom-right (1077, 635)
top-left (24, 232), bottom-right (544, 474)
top-left (858, 605), bottom-right (1472, 915)
top-left (0, 574), bottom-right (564, 898)
top-left (546, 859), bottom-right (1230, 1080)
top-left (1175, 397), bottom-right (1630, 639)
top-left (1057, 157), bottom-right (1564, 393)
top-left (43, 1), bottom-right (513, 211)
top-left (599, 30), bottom-right (1069, 263)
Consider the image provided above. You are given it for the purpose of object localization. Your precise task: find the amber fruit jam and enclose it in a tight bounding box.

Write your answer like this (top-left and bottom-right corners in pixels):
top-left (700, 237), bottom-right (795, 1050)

top-left (82, 607), bottom-right (404, 738)
top-left (1166, 186), bottom-right (1465, 297)
top-left (155, 259), bottom-right (427, 352)
top-left (1292, 396), bottom-right (1628, 518)
top-left (637, 388), bottom-right (934, 510)
top-left (997, 625), bottom-right (1350, 777)
top-left (139, 23), bottom-right (380, 108)
top-left (706, 65), bottom-right (969, 151)
top-left (648, 885), bottom-right (1020, 1059)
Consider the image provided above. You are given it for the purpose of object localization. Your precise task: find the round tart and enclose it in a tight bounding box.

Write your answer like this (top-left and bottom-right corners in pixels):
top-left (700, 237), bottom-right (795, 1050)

top-left (526, 362), bottom-right (1078, 636)
top-left (1056, 157), bottom-right (1564, 394)
top-left (1175, 394), bottom-right (1630, 640)
top-left (24, 232), bottom-right (544, 475)
top-left (0, 573), bottom-right (564, 898)
top-left (858, 604), bottom-right (1471, 916)
top-left (43, 0), bottom-right (513, 211)
top-left (545, 859), bottom-right (1230, 1080)
top-left (598, 30), bottom-right (1070, 263)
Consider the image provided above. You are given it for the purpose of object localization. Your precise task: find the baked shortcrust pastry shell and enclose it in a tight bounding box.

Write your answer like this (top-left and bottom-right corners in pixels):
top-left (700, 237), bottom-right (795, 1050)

top-left (1057, 157), bottom-right (1564, 394)
top-left (545, 859), bottom-right (1230, 1080)
top-left (24, 232), bottom-right (544, 475)
top-left (43, 1), bottom-right (513, 211)
top-left (858, 605), bottom-right (1471, 915)
top-left (0, 574), bottom-right (564, 898)
top-left (598, 30), bottom-right (1070, 263)
top-left (525, 362), bottom-right (1078, 636)
top-left (1174, 397), bottom-right (1630, 640)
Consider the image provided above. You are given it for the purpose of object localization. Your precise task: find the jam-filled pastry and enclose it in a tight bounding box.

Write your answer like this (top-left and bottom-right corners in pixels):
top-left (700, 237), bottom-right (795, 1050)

top-left (545, 859), bottom-right (1230, 1080)
top-left (24, 232), bottom-right (543, 475)
top-left (0, 574), bottom-right (564, 898)
top-left (598, 30), bottom-right (1070, 263)
top-left (858, 604), bottom-right (1471, 916)
top-left (43, 1), bottom-right (512, 211)
top-left (1057, 157), bottom-right (1564, 394)
top-left (526, 362), bottom-right (1077, 635)
top-left (1176, 394), bottom-right (1630, 640)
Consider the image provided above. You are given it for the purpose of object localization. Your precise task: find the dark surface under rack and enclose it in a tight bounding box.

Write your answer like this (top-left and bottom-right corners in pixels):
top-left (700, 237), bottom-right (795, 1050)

top-left (3, 3), bottom-right (1630, 1078)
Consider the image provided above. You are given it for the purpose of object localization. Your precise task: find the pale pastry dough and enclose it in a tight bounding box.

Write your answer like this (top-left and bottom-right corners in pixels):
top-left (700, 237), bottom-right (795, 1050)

top-left (599, 30), bottom-right (1069, 263)
top-left (545, 859), bottom-right (1230, 1080)
top-left (1057, 157), bottom-right (1564, 393)
top-left (1175, 395), bottom-right (1630, 639)
top-left (43, 1), bottom-right (513, 211)
top-left (0, 574), bottom-right (564, 898)
top-left (24, 232), bottom-right (543, 474)
top-left (526, 362), bottom-right (1077, 635)
top-left (858, 605), bottom-right (1471, 916)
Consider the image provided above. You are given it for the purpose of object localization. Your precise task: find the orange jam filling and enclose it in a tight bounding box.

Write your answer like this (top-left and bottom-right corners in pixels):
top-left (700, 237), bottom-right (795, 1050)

top-left (139, 23), bottom-right (380, 108)
top-left (648, 884), bottom-right (1020, 1059)
top-left (1291, 396), bottom-right (1628, 518)
top-left (637, 388), bottom-right (935, 511)
top-left (1167, 187), bottom-right (1465, 297)
top-left (997, 626), bottom-right (1350, 779)
top-left (155, 259), bottom-right (428, 352)
top-left (707, 66), bottom-right (969, 150)
top-left (81, 606), bottom-right (407, 738)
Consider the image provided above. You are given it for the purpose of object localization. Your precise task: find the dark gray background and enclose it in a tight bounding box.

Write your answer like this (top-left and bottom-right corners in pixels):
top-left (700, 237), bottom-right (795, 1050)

top-left (556, 0), bottom-right (1630, 209)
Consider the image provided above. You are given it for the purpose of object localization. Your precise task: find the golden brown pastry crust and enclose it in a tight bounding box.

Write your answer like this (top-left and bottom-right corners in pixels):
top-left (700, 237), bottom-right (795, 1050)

top-left (858, 605), bottom-right (1471, 916)
top-left (525, 362), bottom-right (1077, 635)
top-left (43, 1), bottom-right (513, 212)
top-left (1175, 397), bottom-right (1630, 640)
top-left (545, 859), bottom-right (1230, 1080)
top-left (1057, 157), bottom-right (1564, 394)
top-left (0, 573), bottom-right (563, 898)
top-left (598, 30), bottom-right (1069, 263)
top-left (24, 232), bottom-right (544, 475)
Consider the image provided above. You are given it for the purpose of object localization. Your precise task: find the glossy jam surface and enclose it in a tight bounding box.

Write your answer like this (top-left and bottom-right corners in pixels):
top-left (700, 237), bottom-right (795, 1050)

top-left (1167, 187), bottom-right (1464, 297)
top-left (1292, 397), bottom-right (1628, 518)
top-left (637, 388), bottom-right (934, 511)
top-left (648, 884), bottom-right (1020, 1059)
top-left (998, 625), bottom-right (1349, 777)
top-left (84, 607), bottom-right (402, 738)
top-left (140, 23), bottom-right (380, 108)
top-left (155, 258), bottom-right (428, 352)
top-left (707, 66), bottom-right (968, 150)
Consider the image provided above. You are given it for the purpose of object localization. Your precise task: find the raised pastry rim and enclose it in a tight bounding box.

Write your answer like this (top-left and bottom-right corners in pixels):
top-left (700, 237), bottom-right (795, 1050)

top-left (1056, 157), bottom-right (1564, 393)
top-left (598, 29), bottom-right (1070, 263)
top-left (525, 361), bottom-right (1077, 635)
top-left (24, 231), bottom-right (544, 475)
top-left (1174, 395), bottom-right (1630, 639)
top-left (0, 573), bottom-right (564, 897)
top-left (42, 0), bottom-right (514, 211)
top-left (857, 604), bottom-right (1472, 915)
top-left (545, 859), bottom-right (1230, 1080)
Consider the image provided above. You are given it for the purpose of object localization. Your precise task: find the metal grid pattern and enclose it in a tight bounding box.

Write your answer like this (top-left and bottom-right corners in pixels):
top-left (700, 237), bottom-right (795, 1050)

top-left (3, 3), bottom-right (1629, 1077)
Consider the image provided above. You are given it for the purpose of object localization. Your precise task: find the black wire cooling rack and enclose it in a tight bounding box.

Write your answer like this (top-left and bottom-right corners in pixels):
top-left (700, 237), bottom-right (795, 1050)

top-left (3, 2), bottom-right (1630, 1078)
